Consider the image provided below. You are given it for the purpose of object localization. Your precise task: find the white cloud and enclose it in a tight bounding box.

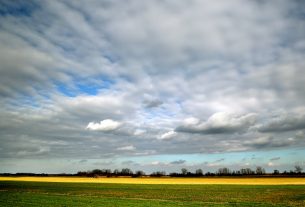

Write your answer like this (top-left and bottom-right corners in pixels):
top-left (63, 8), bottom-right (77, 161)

top-left (206, 112), bottom-right (257, 129)
top-left (159, 130), bottom-right (177, 140)
top-left (117, 145), bottom-right (135, 151)
top-left (296, 130), bottom-right (305, 139)
top-left (151, 161), bottom-right (160, 165)
top-left (183, 117), bottom-right (200, 126)
top-left (86, 119), bottom-right (122, 131)
top-left (176, 112), bottom-right (256, 134)
top-left (134, 129), bottom-right (146, 136)
top-left (246, 136), bottom-right (271, 146)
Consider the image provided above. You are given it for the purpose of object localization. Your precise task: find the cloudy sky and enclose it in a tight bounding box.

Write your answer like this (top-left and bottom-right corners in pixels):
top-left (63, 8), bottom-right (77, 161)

top-left (1, 0), bottom-right (305, 174)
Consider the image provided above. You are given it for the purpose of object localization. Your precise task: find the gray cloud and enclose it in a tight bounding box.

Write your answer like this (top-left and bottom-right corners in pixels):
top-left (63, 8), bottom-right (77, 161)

top-left (93, 161), bottom-right (114, 166)
top-left (258, 113), bottom-right (305, 132)
top-left (121, 160), bottom-right (134, 165)
top-left (203, 158), bottom-right (225, 167)
top-left (215, 158), bottom-right (225, 163)
top-left (243, 136), bottom-right (295, 149)
top-left (270, 157), bottom-right (281, 161)
top-left (143, 99), bottom-right (163, 108)
top-left (170, 159), bottom-right (186, 165)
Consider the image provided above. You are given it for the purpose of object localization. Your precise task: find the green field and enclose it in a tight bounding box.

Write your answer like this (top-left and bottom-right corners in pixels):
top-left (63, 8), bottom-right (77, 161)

top-left (1, 181), bottom-right (305, 206)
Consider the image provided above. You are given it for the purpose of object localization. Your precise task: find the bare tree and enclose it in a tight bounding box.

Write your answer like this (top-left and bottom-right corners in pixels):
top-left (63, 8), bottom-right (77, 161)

top-left (218, 167), bottom-right (230, 175)
top-left (295, 165), bottom-right (303, 174)
top-left (273, 169), bottom-right (280, 175)
top-left (151, 171), bottom-right (166, 177)
top-left (241, 168), bottom-right (254, 175)
top-left (113, 169), bottom-right (120, 176)
top-left (181, 168), bottom-right (188, 175)
top-left (195, 169), bottom-right (203, 176)
top-left (255, 166), bottom-right (265, 175)
top-left (121, 168), bottom-right (133, 176)
top-left (135, 170), bottom-right (145, 177)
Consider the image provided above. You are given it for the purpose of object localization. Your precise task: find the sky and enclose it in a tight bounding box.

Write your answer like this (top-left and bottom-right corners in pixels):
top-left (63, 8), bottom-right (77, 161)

top-left (0, 0), bottom-right (305, 174)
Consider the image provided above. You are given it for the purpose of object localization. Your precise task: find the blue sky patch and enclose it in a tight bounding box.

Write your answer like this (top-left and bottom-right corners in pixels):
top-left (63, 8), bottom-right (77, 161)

top-left (0, 1), bottom-right (38, 17)
top-left (55, 75), bottom-right (115, 97)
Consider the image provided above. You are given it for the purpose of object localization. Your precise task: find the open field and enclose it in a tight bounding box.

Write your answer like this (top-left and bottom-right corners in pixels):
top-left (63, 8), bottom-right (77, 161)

top-left (1, 181), bottom-right (305, 206)
top-left (1, 176), bottom-right (305, 185)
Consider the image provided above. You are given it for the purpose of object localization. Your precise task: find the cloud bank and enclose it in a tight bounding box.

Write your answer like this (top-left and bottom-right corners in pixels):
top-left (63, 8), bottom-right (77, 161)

top-left (176, 112), bottom-right (257, 134)
top-left (0, 0), bottom-right (305, 172)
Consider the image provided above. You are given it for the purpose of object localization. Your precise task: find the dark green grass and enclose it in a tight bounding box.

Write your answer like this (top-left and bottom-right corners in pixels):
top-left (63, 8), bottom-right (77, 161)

top-left (0, 181), bottom-right (305, 206)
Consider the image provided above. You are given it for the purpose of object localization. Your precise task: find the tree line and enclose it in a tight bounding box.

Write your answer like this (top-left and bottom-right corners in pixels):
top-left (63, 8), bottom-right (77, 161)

top-left (75, 165), bottom-right (304, 177)
top-left (1, 165), bottom-right (303, 177)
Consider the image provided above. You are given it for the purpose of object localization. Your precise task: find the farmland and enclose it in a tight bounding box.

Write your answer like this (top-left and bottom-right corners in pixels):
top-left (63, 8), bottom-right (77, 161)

top-left (1, 176), bottom-right (305, 185)
top-left (1, 178), bottom-right (305, 206)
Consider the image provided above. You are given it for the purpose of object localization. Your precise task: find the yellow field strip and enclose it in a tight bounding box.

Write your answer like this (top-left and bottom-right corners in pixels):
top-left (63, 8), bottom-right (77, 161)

top-left (1, 177), bottom-right (305, 185)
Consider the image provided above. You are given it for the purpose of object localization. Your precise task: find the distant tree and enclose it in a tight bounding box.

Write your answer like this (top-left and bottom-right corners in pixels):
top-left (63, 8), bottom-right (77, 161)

top-left (295, 165), bottom-right (303, 174)
top-left (135, 170), bottom-right (145, 177)
top-left (218, 167), bottom-right (230, 175)
top-left (181, 168), bottom-right (188, 176)
top-left (101, 169), bottom-right (112, 175)
top-left (150, 171), bottom-right (166, 177)
top-left (113, 169), bottom-right (120, 176)
top-left (240, 168), bottom-right (254, 175)
top-left (255, 166), bottom-right (266, 175)
top-left (77, 171), bottom-right (87, 176)
top-left (121, 168), bottom-right (133, 176)
top-left (169, 172), bottom-right (179, 177)
top-left (205, 171), bottom-right (215, 176)
top-left (273, 169), bottom-right (280, 175)
top-left (195, 169), bottom-right (203, 176)
top-left (92, 169), bottom-right (102, 175)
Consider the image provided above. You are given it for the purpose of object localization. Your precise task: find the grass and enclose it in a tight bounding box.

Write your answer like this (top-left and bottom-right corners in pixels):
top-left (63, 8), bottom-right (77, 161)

top-left (1, 180), bottom-right (305, 206)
